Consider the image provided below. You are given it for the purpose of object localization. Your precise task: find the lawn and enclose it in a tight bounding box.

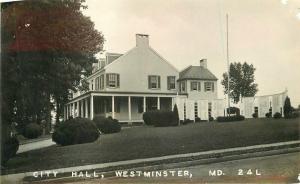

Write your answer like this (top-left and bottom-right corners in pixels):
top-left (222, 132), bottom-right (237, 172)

top-left (2, 118), bottom-right (300, 174)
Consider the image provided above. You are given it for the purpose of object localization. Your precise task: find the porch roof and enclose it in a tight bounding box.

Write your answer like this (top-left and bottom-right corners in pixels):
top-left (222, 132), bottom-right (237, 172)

top-left (67, 91), bottom-right (187, 104)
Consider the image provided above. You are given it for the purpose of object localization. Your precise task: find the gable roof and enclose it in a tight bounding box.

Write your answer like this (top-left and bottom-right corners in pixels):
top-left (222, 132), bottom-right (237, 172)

top-left (179, 66), bottom-right (218, 81)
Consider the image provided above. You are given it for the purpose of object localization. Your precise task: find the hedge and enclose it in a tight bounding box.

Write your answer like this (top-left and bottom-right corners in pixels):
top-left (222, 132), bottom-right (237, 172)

top-left (273, 112), bottom-right (282, 119)
top-left (1, 135), bottom-right (19, 166)
top-left (23, 123), bottom-right (42, 139)
top-left (93, 116), bottom-right (121, 134)
top-left (252, 112), bottom-right (258, 118)
top-left (181, 119), bottom-right (193, 125)
top-left (52, 117), bottom-right (99, 146)
top-left (143, 110), bottom-right (178, 127)
top-left (217, 115), bottom-right (245, 122)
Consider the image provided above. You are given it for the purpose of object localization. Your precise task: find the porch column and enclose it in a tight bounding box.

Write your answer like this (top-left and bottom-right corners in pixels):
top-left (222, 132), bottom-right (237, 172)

top-left (143, 96), bottom-right (146, 112)
top-left (157, 97), bottom-right (160, 110)
top-left (112, 96), bottom-right (115, 119)
top-left (171, 97), bottom-right (174, 110)
top-left (85, 98), bottom-right (88, 118)
top-left (76, 100), bottom-right (80, 117)
top-left (66, 105), bottom-right (68, 120)
top-left (80, 100), bottom-right (84, 117)
top-left (72, 103), bottom-right (75, 117)
top-left (90, 95), bottom-right (94, 120)
top-left (128, 96), bottom-right (132, 121)
top-left (63, 106), bottom-right (66, 121)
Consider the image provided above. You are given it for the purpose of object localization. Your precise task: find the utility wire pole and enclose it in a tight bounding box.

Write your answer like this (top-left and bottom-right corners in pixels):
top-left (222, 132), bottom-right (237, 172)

top-left (226, 14), bottom-right (231, 116)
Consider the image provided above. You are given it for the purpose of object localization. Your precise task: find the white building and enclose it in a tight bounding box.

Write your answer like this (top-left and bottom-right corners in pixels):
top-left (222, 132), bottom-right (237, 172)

top-left (64, 34), bottom-right (288, 123)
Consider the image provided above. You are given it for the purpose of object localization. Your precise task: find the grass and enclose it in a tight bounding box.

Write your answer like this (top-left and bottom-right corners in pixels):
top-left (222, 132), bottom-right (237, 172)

top-left (2, 118), bottom-right (300, 174)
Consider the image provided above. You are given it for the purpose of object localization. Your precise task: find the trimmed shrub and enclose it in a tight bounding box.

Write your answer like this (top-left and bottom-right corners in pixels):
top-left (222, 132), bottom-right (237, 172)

top-left (252, 112), bottom-right (258, 118)
top-left (143, 112), bottom-right (153, 125)
top-left (283, 96), bottom-right (293, 118)
top-left (209, 117), bottom-right (214, 121)
top-left (227, 107), bottom-right (240, 116)
top-left (182, 119), bottom-right (193, 125)
top-left (217, 115), bottom-right (245, 122)
top-left (52, 117), bottom-right (99, 146)
top-left (273, 112), bottom-right (282, 119)
top-left (143, 110), bottom-right (178, 127)
top-left (265, 112), bottom-right (272, 118)
top-left (195, 117), bottom-right (201, 123)
top-left (173, 104), bottom-right (179, 125)
top-left (23, 123), bottom-right (42, 139)
top-left (1, 135), bottom-right (19, 166)
top-left (93, 116), bottom-right (121, 134)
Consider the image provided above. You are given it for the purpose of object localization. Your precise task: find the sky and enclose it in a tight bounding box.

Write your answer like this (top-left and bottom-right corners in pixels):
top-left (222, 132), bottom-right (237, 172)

top-left (83, 0), bottom-right (300, 106)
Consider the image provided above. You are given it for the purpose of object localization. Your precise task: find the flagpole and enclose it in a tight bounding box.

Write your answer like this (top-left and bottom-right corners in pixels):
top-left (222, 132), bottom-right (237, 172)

top-left (226, 14), bottom-right (230, 116)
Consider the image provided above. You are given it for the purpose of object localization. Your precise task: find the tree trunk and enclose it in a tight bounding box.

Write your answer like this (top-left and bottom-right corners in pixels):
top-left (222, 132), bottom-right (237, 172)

top-left (55, 98), bottom-right (60, 124)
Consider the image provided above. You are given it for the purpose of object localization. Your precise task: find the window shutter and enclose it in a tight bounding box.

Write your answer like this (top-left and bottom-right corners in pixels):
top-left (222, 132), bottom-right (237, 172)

top-left (117, 74), bottom-right (120, 87)
top-left (198, 82), bottom-right (201, 91)
top-left (158, 76), bottom-right (161, 88)
top-left (212, 82), bottom-right (214, 92)
top-left (106, 74), bottom-right (109, 87)
top-left (190, 82), bottom-right (193, 91)
top-left (148, 76), bottom-right (151, 89)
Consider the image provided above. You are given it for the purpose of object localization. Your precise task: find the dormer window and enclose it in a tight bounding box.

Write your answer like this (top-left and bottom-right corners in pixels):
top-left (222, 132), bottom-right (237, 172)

top-left (106, 73), bottom-right (120, 88)
top-left (148, 75), bottom-right (160, 89)
top-left (204, 82), bottom-right (214, 92)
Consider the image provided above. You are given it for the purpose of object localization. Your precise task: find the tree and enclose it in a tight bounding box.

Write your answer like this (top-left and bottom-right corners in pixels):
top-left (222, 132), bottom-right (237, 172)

top-left (173, 104), bottom-right (179, 125)
top-left (283, 96), bottom-right (293, 118)
top-left (221, 62), bottom-right (258, 103)
top-left (1, 0), bottom-right (104, 135)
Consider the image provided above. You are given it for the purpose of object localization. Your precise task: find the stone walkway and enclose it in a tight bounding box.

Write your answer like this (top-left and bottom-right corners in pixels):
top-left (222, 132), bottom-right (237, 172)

top-left (17, 138), bottom-right (56, 154)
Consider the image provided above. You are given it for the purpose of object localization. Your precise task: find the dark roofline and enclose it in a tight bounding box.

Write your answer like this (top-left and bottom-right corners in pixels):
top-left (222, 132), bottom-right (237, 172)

top-left (177, 78), bottom-right (218, 82)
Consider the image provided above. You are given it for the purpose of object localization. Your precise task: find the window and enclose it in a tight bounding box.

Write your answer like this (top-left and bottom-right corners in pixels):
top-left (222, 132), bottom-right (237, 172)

top-left (191, 81), bottom-right (201, 91)
top-left (95, 77), bottom-right (101, 90)
top-left (180, 81), bottom-right (186, 92)
top-left (148, 75), bottom-right (160, 89)
top-left (100, 75), bottom-right (104, 90)
top-left (204, 82), bottom-right (214, 92)
top-left (91, 80), bottom-right (94, 90)
top-left (106, 73), bottom-right (120, 88)
top-left (167, 76), bottom-right (176, 90)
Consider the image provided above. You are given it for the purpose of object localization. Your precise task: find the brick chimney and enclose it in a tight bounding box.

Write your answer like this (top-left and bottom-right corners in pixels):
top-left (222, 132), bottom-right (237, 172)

top-left (136, 34), bottom-right (149, 47)
top-left (200, 59), bottom-right (207, 68)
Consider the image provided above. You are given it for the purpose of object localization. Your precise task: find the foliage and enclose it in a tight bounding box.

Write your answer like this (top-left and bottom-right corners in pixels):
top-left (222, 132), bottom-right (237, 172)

top-left (23, 123), bottom-right (42, 139)
top-left (273, 112), bottom-right (282, 119)
top-left (182, 119), bottom-right (193, 125)
top-left (52, 117), bottom-right (99, 146)
top-left (283, 96), bottom-right (293, 118)
top-left (221, 62), bottom-right (258, 103)
top-left (143, 110), bottom-right (178, 127)
top-left (209, 117), bottom-right (214, 121)
top-left (217, 115), bottom-right (245, 122)
top-left (173, 104), bottom-right (179, 125)
top-left (1, 135), bottom-right (19, 166)
top-left (1, 0), bottom-right (104, 135)
top-left (195, 117), bottom-right (201, 122)
top-left (252, 112), bottom-right (258, 118)
top-left (227, 107), bottom-right (240, 115)
top-left (93, 116), bottom-right (121, 134)
top-left (265, 112), bottom-right (272, 118)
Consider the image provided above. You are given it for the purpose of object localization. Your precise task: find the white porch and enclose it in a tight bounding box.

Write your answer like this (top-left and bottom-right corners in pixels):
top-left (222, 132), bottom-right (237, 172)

top-left (64, 92), bottom-right (177, 123)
